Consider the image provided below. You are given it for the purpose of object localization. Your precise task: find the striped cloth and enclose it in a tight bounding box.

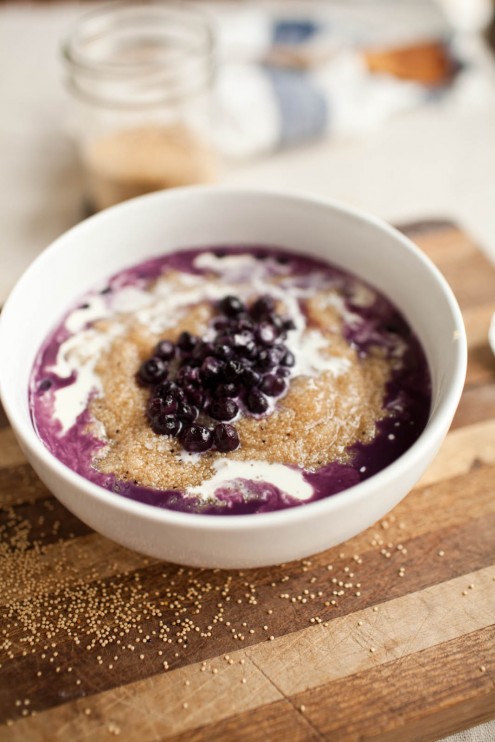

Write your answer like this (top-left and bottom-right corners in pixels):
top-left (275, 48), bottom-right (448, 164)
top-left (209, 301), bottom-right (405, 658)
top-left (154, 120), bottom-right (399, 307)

top-left (212, 6), bottom-right (458, 159)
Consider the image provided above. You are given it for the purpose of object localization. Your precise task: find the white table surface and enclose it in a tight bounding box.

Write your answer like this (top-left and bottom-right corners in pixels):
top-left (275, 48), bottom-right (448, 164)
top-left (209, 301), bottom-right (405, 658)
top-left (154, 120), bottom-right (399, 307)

top-left (1, 4), bottom-right (494, 740)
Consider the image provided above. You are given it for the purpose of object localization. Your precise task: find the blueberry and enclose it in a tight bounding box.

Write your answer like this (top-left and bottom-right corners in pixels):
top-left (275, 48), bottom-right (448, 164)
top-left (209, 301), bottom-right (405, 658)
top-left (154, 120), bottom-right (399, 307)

top-left (235, 316), bottom-right (255, 332)
top-left (260, 374), bottom-right (286, 397)
top-left (256, 321), bottom-right (278, 346)
top-left (179, 424), bottom-right (214, 453)
top-left (208, 399), bottom-right (239, 421)
top-left (178, 365), bottom-right (201, 386)
top-left (233, 331), bottom-right (255, 354)
top-left (177, 331), bottom-right (199, 353)
top-left (155, 340), bottom-right (175, 361)
top-left (174, 386), bottom-right (187, 403)
top-left (246, 389), bottom-right (269, 414)
top-left (176, 366), bottom-right (189, 383)
top-left (250, 295), bottom-right (276, 319)
top-left (278, 366), bottom-right (291, 377)
top-left (190, 367), bottom-right (202, 384)
top-left (151, 414), bottom-right (182, 437)
top-left (154, 380), bottom-right (178, 399)
top-left (137, 357), bottom-right (168, 386)
top-left (192, 341), bottom-right (215, 362)
top-left (162, 393), bottom-right (179, 414)
top-left (214, 424), bottom-right (240, 453)
top-left (184, 385), bottom-right (204, 408)
top-left (149, 393), bottom-right (177, 418)
top-left (223, 359), bottom-right (244, 382)
top-left (281, 349), bottom-right (295, 367)
top-left (257, 348), bottom-right (283, 370)
top-left (215, 333), bottom-right (234, 349)
top-left (240, 340), bottom-right (258, 360)
top-left (147, 397), bottom-right (164, 419)
top-left (219, 295), bottom-right (245, 317)
top-left (177, 402), bottom-right (198, 422)
top-left (214, 344), bottom-right (234, 361)
top-left (201, 356), bottom-right (224, 384)
top-left (214, 382), bottom-right (240, 399)
top-left (241, 367), bottom-right (261, 388)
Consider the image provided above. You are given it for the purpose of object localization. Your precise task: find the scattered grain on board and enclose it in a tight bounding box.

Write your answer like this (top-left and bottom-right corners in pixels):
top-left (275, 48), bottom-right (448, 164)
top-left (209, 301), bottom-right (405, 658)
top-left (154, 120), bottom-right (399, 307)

top-left (0, 493), bottom-right (426, 725)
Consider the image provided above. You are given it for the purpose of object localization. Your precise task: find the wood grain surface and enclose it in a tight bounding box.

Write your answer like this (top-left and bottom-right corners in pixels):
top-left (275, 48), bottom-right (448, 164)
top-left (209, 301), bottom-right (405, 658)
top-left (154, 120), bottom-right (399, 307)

top-left (1, 221), bottom-right (494, 741)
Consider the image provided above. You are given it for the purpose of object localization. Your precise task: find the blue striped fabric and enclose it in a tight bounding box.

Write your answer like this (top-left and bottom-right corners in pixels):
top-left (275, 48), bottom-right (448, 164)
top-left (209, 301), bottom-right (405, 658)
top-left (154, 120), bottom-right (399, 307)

top-left (265, 66), bottom-right (328, 147)
top-left (266, 19), bottom-right (328, 147)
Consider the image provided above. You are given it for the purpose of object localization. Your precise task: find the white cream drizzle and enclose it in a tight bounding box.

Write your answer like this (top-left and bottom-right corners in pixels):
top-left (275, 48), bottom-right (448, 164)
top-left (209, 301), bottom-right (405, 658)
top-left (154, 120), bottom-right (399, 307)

top-left (296, 330), bottom-right (350, 376)
top-left (194, 251), bottom-right (289, 281)
top-left (348, 282), bottom-right (376, 308)
top-left (50, 324), bottom-right (124, 433)
top-left (186, 458), bottom-right (313, 502)
top-left (65, 295), bottom-right (110, 334)
top-left (319, 292), bottom-right (362, 324)
top-left (177, 450), bottom-right (202, 465)
top-left (110, 285), bottom-right (154, 314)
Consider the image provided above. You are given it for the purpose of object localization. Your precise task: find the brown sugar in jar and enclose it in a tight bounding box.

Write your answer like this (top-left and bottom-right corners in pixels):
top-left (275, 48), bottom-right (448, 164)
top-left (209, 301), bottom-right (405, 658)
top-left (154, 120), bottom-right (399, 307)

top-left (84, 124), bottom-right (217, 211)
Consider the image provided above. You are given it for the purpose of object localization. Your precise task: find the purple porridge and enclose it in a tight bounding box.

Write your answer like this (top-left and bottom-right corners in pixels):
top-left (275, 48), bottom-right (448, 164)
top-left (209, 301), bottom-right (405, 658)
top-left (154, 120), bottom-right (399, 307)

top-left (30, 246), bottom-right (431, 515)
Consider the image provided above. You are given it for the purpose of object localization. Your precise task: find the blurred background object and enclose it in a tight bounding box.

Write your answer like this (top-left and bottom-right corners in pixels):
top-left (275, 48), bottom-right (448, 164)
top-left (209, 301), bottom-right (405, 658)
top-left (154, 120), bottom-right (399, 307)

top-left (60, 0), bottom-right (491, 207)
top-left (63, 2), bottom-right (218, 211)
top-left (210, 0), bottom-right (459, 159)
top-left (1, 0), bottom-right (495, 301)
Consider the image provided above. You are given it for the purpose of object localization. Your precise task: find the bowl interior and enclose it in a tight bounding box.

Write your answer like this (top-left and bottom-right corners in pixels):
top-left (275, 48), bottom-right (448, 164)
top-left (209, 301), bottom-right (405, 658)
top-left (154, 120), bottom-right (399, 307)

top-left (0, 188), bottom-right (465, 495)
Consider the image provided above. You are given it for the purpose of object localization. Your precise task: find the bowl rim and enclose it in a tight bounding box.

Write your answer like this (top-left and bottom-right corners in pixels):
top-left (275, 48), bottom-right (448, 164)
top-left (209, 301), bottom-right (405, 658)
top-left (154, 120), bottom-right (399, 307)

top-left (0, 185), bottom-right (467, 532)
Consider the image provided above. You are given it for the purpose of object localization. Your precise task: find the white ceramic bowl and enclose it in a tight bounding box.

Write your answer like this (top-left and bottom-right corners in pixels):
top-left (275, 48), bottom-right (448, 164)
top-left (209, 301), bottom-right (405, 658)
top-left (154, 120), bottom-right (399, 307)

top-left (0, 187), bottom-right (466, 568)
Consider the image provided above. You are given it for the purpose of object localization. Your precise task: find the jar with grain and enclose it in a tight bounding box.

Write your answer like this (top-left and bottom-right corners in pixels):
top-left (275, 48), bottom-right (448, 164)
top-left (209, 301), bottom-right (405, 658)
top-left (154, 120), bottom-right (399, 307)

top-left (62, 1), bottom-right (218, 212)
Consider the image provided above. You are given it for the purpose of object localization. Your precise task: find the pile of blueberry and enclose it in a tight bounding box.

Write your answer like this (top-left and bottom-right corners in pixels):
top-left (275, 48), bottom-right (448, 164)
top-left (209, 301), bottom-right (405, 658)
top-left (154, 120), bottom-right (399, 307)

top-left (136, 294), bottom-right (296, 454)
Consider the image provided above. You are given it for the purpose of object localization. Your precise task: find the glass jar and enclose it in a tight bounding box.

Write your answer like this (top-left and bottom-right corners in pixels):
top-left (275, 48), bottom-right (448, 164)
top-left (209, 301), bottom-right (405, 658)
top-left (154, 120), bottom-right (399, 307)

top-left (62, 1), bottom-right (218, 212)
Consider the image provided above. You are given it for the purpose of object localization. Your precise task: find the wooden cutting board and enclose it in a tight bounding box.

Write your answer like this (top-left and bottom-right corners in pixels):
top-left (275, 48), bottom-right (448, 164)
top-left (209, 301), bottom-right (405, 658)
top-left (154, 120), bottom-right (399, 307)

top-left (1, 221), bottom-right (494, 742)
